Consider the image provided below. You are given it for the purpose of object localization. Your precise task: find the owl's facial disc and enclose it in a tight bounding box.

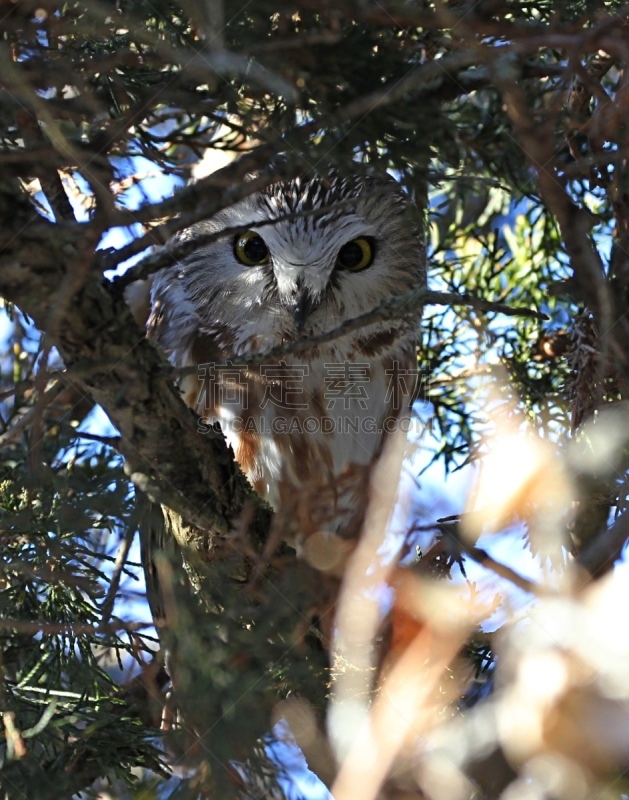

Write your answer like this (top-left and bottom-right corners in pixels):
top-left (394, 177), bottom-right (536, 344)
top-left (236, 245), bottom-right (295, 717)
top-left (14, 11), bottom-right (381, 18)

top-left (232, 214), bottom-right (381, 335)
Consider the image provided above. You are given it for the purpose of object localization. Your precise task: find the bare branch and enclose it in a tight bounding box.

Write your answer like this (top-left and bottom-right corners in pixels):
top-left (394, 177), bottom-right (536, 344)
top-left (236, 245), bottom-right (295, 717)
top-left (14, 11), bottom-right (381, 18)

top-left (579, 508), bottom-right (629, 577)
top-left (111, 200), bottom-right (355, 290)
top-left (175, 288), bottom-right (545, 375)
top-left (98, 147), bottom-right (302, 272)
top-left (0, 380), bottom-right (64, 448)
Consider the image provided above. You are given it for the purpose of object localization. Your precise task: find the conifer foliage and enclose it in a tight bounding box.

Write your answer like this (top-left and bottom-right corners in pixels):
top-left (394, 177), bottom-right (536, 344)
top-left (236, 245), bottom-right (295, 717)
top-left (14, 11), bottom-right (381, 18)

top-left (1, 1), bottom-right (629, 798)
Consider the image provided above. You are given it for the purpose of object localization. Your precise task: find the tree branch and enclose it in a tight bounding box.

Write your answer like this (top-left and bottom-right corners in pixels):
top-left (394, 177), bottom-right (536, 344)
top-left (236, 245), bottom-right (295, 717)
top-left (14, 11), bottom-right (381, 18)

top-left (579, 507), bottom-right (629, 577)
top-left (98, 147), bottom-right (301, 272)
top-left (174, 288), bottom-right (546, 375)
top-left (0, 177), bottom-right (268, 540)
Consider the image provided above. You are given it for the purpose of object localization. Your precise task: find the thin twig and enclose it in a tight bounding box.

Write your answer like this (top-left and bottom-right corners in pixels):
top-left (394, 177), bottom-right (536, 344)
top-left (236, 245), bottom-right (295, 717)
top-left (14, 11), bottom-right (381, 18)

top-left (467, 547), bottom-right (546, 596)
top-left (173, 288), bottom-right (546, 374)
top-left (0, 618), bottom-right (150, 635)
top-left (0, 380), bottom-right (64, 448)
top-left (63, 427), bottom-right (121, 449)
top-left (580, 507), bottom-right (629, 577)
top-left (414, 519), bottom-right (548, 596)
top-left (111, 200), bottom-right (354, 290)
top-left (100, 516), bottom-right (138, 626)
top-left (27, 344), bottom-right (53, 478)
top-left (97, 147), bottom-right (301, 271)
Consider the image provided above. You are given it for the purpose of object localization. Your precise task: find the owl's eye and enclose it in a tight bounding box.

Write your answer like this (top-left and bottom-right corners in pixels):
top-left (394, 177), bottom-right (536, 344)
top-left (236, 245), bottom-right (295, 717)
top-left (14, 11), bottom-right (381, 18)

top-left (234, 231), bottom-right (270, 266)
top-left (335, 237), bottom-right (374, 272)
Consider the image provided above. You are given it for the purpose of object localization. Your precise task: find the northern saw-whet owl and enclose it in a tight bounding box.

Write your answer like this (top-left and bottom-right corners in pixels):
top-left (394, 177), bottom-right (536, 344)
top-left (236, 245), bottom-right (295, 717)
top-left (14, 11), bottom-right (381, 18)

top-left (145, 169), bottom-right (425, 558)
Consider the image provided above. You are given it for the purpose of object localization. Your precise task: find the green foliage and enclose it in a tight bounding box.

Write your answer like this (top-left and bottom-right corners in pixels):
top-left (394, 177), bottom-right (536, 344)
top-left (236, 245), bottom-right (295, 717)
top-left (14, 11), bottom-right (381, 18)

top-left (426, 182), bottom-right (574, 469)
top-left (0, 363), bottom-right (164, 796)
top-left (2, 0), bottom-right (629, 797)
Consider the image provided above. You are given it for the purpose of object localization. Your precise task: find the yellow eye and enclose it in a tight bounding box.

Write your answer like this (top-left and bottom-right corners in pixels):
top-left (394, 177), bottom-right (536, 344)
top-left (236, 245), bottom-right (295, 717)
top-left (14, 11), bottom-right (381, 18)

top-left (335, 237), bottom-right (374, 272)
top-left (234, 230), bottom-right (270, 266)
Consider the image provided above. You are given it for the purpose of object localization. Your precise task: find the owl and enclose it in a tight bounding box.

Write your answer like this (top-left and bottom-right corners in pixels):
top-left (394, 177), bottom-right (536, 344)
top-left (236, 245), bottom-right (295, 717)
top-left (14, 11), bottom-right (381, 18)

top-left (144, 169), bottom-right (425, 559)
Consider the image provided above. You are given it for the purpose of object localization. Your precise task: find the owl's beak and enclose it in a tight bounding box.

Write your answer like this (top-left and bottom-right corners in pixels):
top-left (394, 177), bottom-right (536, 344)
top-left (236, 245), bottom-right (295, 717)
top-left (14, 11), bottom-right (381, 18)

top-left (291, 289), bottom-right (317, 333)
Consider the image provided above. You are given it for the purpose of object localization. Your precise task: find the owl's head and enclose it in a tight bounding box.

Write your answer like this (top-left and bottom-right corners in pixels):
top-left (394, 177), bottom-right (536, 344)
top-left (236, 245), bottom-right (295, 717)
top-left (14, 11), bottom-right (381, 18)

top-left (170, 170), bottom-right (425, 353)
